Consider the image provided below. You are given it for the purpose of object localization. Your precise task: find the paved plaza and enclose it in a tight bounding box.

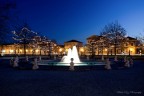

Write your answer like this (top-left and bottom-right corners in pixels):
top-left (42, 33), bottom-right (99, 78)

top-left (0, 59), bottom-right (144, 96)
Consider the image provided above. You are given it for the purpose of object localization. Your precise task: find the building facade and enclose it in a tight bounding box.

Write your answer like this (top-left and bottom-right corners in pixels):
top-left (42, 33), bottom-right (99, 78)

top-left (0, 36), bottom-right (57, 56)
top-left (0, 35), bottom-right (143, 56)
top-left (64, 40), bottom-right (83, 55)
top-left (86, 35), bottom-right (143, 55)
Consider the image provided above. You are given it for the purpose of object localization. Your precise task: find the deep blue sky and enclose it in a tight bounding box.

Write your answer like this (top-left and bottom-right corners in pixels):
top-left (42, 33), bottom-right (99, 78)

top-left (15, 0), bottom-right (144, 44)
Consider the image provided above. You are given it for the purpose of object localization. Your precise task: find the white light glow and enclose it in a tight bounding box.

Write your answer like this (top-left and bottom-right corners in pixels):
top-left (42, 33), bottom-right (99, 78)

top-left (10, 50), bottom-right (14, 53)
top-left (59, 48), bottom-right (62, 52)
top-left (2, 50), bottom-right (5, 53)
top-left (20, 49), bottom-right (22, 52)
top-left (36, 49), bottom-right (39, 53)
top-left (80, 48), bottom-right (84, 52)
top-left (61, 46), bottom-right (81, 63)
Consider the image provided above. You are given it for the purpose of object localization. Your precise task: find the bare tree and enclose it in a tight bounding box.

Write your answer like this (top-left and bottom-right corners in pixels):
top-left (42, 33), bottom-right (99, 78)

top-left (0, 0), bottom-right (16, 44)
top-left (100, 21), bottom-right (126, 55)
top-left (137, 33), bottom-right (144, 45)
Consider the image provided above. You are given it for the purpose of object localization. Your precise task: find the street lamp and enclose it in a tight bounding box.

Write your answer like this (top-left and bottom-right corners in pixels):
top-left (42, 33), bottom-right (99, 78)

top-left (129, 48), bottom-right (133, 56)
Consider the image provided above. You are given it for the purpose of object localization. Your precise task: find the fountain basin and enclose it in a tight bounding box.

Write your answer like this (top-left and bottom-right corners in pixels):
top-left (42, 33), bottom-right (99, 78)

top-left (37, 46), bottom-right (106, 68)
top-left (38, 60), bottom-right (105, 66)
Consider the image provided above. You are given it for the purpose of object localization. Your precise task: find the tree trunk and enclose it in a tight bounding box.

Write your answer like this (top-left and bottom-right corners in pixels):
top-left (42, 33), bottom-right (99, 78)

top-left (114, 44), bottom-right (116, 56)
top-left (24, 43), bottom-right (26, 56)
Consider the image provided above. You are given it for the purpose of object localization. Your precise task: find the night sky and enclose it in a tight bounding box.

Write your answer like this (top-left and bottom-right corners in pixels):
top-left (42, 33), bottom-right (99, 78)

top-left (15, 0), bottom-right (144, 44)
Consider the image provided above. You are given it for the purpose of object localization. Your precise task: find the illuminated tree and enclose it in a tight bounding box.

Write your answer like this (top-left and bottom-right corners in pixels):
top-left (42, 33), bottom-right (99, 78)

top-left (28, 36), bottom-right (41, 55)
top-left (12, 27), bottom-right (37, 56)
top-left (28, 36), bottom-right (57, 57)
top-left (86, 40), bottom-right (97, 58)
top-left (137, 33), bottom-right (144, 54)
top-left (29, 36), bottom-right (48, 55)
top-left (89, 42), bottom-right (97, 56)
top-left (100, 21), bottom-right (126, 55)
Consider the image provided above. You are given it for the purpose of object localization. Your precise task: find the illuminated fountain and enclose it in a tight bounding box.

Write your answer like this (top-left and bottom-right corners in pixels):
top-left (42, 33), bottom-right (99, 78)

top-left (61, 46), bottom-right (81, 63)
top-left (38, 46), bottom-right (105, 66)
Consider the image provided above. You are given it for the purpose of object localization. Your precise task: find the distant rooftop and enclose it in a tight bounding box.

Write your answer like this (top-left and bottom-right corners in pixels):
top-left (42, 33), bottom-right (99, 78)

top-left (87, 35), bottom-right (104, 40)
top-left (127, 36), bottom-right (137, 40)
top-left (65, 40), bottom-right (82, 43)
top-left (57, 44), bottom-right (64, 47)
top-left (87, 35), bottom-right (99, 39)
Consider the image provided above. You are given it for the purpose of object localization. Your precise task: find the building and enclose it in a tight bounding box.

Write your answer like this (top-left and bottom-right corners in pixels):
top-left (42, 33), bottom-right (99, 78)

top-left (64, 40), bottom-right (83, 55)
top-left (86, 35), bottom-right (142, 55)
top-left (53, 45), bottom-right (65, 56)
top-left (121, 36), bottom-right (141, 55)
top-left (0, 36), bottom-right (57, 56)
top-left (0, 35), bottom-right (143, 56)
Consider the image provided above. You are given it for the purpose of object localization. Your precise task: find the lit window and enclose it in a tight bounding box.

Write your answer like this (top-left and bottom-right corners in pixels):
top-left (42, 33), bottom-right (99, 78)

top-left (10, 50), bottom-right (14, 53)
top-left (2, 50), bottom-right (6, 53)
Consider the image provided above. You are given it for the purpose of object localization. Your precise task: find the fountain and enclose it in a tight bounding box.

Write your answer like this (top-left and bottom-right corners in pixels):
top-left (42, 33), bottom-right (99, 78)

top-left (38, 46), bottom-right (105, 66)
top-left (61, 46), bottom-right (81, 63)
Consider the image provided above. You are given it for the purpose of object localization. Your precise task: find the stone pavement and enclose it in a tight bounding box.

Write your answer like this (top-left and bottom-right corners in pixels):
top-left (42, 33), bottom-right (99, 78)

top-left (0, 59), bottom-right (144, 96)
